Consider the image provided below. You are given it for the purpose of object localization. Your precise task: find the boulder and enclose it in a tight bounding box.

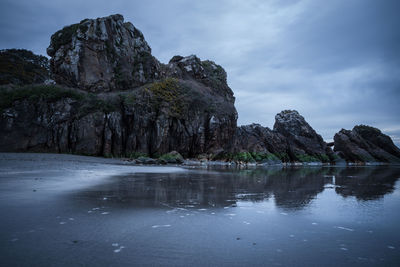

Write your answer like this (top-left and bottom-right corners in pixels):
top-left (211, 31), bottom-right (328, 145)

top-left (273, 110), bottom-right (332, 162)
top-left (334, 125), bottom-right (400, 163)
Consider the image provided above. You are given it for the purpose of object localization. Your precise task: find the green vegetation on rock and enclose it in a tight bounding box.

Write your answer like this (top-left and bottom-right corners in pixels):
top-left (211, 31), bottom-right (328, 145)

top-left (145, 78), bottom-right (188, 117)
top-left (0, 85), bottom-right (83, 111)
top-left (0, 49), bottom-right (49, 85)
top-left (0, 84), bottom-right (119, 115)
top-left (295, 154), bottom-right (320, 162)
top-left (50, 23), bottom-right (80, 53)
top-left (233, 152), bottom-right (255, 163)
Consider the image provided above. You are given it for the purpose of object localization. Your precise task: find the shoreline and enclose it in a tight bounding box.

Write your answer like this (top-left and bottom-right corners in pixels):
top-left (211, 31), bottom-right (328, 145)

top-left (1, 152), bottom-right (397, 168)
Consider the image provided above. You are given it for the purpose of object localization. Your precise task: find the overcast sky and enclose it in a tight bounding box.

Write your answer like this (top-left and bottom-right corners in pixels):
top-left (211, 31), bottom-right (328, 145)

top-left (1, 0), bottom-right (399, 145)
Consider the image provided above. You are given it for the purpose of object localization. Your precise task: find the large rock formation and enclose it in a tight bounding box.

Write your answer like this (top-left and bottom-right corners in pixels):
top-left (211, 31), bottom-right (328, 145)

top-left (334, 125), bottom-right (400, 163)
top-left (235, 110), bottom-right (332, 162)
top-left (47, 14), bottom-right (160, 92)
top-left (1, 14), bottom-right (399, 164)
top-left (0, 15), bottom-right (237, 158)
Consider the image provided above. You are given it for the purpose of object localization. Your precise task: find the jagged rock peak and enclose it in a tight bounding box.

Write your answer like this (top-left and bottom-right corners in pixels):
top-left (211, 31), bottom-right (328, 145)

top-left (166, 54), bottom-right (232, 101)
top-left (274, 110), bottom-right (332, 161)
top-left (47, 14), bottom-right (160, 92)
top-left (274, 110), bottom-right (316, 137)
top-left (168, 55), bottom-right (227, 82)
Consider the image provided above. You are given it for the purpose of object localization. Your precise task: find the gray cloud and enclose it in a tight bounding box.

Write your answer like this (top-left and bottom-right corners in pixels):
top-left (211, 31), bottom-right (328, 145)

top-left (1, 0), bottom-right (399, 145)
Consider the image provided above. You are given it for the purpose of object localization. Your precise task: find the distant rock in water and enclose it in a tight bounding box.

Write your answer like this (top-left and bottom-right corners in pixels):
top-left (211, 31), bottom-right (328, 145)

top-left (235, 110), bottom-right (332, 163)
top-left (0, 49), bottom-right (50, 85)
top-left (334, 125), bottom-right (400, 163)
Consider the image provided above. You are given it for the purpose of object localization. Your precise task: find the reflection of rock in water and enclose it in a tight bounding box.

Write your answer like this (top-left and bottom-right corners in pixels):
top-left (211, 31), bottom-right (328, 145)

top-left (75, 167), bottom-right (400, 210)
top-left (334, 167), bottom-right (400, 200)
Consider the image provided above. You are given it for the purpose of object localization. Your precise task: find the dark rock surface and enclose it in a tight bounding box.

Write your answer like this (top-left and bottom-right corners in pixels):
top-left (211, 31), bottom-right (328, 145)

top-left (273, 110), bottom-right (333, 162)
top-left (0, 49), bottom-right (50, 85)
top-left (47, 14), bottom-right (160, 92)
top-left (334, 125), bottom-right (400, 163)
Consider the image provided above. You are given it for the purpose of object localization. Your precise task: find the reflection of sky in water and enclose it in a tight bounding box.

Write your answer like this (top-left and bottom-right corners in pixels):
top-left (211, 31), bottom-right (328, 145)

top-left (1, 154), bottom-right (399, 266)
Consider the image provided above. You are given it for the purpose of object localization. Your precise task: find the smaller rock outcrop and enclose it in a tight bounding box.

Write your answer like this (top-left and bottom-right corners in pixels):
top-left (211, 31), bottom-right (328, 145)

top-left (273, 110), bottom-right (332, 162)
top-left (235, 110), bottom-right (332, 163)
top-left (334, 125), bottom-right (400, 163)
top-left (0, 49), bottom-right (50, 85)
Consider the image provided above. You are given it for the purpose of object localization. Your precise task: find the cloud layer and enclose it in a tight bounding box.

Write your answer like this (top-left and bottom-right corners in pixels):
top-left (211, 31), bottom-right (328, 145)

top-left (1, 0), bottom-right (399, 145)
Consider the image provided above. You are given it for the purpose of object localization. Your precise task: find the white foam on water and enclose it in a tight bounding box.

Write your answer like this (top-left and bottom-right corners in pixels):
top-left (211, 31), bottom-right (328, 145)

top-left (312, 222), bottom-right (318, 225)
top-left (59, 222), bottom-right (66, 225)
top-left (256, 211), bottom-right (265, 214)
top-left (114, 246), bottom-right (125, 253)
top-left (280, 212), bottom-right (288, 216)
top-left (101, 212), bottom-right (110, 215)
top-left (211, 212), bottom-right (215, 215)
top-left (225, 214), bottom-right (236, 216)
top-left (152, 224), bottom-right (171, 228)
top-left (92, 207), bottom-right (100, 210)
top-left (289, 235), bottom-right (294, 238)
top-left (185, 205), bottom-right (195, 208)
top-left (367, 230), bottom-right (373, 233)
top-left (88, 211), bottom-right (93, 213)
top-left (112, 243), bottom-right (119, 247)
top-left (303, 239), bottom-right (308, 242)
top-left (69, 218), bottom-right (74, 221)
top-left (243, 221), bottom-right (251, 225)
top-left (103, 197), bottom-right (107, 200)
top-left (166, 209), bottom-right (177, 214)
top-left (11, 238), bottom-right (18, 242)
top-left (335, 226), bottom-right (354, 232)
top-left (387, 246), bottom-right (395, 249)
top-left (223, 206), bottom-right (230, 209)
top-left (198, 209), bottom-right (207, 211)
top-left (179, 216), bottom-right (185, 218)
top-left (177, 208), bottom-right (187, 211)
top-left (340, 247), bottom-right (348, 251)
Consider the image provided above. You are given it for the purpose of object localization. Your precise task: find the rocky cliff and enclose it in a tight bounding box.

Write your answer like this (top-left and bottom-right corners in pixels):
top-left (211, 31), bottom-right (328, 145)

top-left (1, 14), bottom-right (398, 164)
top-left (0, 14), bottom-right (237, 158)
top-left (334, 125), bottom-right (400, 163)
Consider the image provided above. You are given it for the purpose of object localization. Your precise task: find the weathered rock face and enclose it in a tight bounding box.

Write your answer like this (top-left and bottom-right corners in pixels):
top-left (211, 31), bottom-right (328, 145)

top-left (0, 77), bottom-right (236, 157)
top-left (235, 110), bottom-right (333, 162)
top-left (235, 124), bottom-right (287, 154)
top-left (47, 14), bottom-right (160, 92)
top-left (0, 49), bottom-right (50, 85)
top-left (334, 125), bottom-right (400, 163)
top-left (274, 110), bottom-right (332, 161)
